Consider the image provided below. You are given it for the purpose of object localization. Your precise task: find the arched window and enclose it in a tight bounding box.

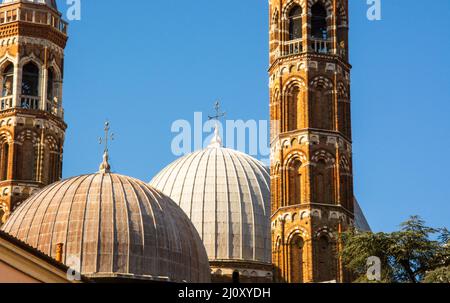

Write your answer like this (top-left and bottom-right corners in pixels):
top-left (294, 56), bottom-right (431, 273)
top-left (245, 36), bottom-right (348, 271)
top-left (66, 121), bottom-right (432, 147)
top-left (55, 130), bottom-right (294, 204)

top-left (312, 89), bottom-right (332, 130)
top-left (317, 236), bottom-right (334, 282)
top-left (315, 172), bottom-right (325, 203)
top-left (46, 151), bottom-right (60, 184)
top-left (288, 87), bottom-right (298, 131)
top-left (311, 3), bottom-right (328, 39)
top-left (287, 87), bottom-right (299, 131)
top-left (50, 153), bottom-right (58, 183)
top-left (287, 85), bottom-right (305, 131)
top-left (19, 140), bottom-right (36, 181)
top-left (0, 142), bottom-right (9, 181)
top-left (287, 159), bottom-right (302, 206)
top-left (2, 63), bottom-right (14, 97)
top-left (289, 234), bottom-right (304, 283)
top-left (314, 159), bottom-right (333, 204)
top-left (21, 62), bottom-right (39, 96)
top-left (288, 6), bottom-right (302, 40)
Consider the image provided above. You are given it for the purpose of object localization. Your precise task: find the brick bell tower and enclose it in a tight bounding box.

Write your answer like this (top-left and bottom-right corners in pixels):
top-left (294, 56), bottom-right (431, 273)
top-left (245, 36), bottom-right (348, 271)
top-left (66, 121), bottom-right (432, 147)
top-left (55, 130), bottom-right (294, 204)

top-left (0, 0), bottom-right (68, 224)
top-left (269, 0), bottom-right (354, 283)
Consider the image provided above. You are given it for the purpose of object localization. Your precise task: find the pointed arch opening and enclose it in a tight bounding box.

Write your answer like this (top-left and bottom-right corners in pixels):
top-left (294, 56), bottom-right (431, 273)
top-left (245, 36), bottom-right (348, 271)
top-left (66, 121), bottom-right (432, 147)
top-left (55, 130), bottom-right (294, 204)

top-left (314, 171), bottom-right (325, 204)
top-left (22, 62), bottom-right (39, 96)
top-left (285, 84), bottom-right (305, 132)
top-left (311, 86), bottom-right (333, 130)
top-left (313, 159), bottom-right (334, 204)
top-left (287, 158), bottom-right (303, 206)
top-left (311, 2), bottom-right (328, 40)
top-left (288, 5), bottom-right (302, 41)
top-left (288, 86), bottom-right (299, 131)
top-left (2, 62), bottom-right (14, 97)
top-left (21, 62), bottom-right (40, 110)
top-left (1, 62), bottom-right (14, 110)
top-left (17, 139), bottom-right (37, 182)
top-left (43, 136), bottom-right (61, 185)
top-left (310, 2), bottom-right (330, 53)
top-left (284, 5), bottom-right (303, 55)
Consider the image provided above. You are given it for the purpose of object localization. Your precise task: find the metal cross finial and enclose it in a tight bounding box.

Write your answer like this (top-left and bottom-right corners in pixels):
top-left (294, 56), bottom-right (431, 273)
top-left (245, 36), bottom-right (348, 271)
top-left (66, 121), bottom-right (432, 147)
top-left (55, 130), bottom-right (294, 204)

top-left (208, 101), bottom-right (226, 122)
top-left (99, 120), bottom-right (114, 153)
top-left (207, 101), bottom-right (225, 148)
top-left (98, 121), bottom-right (114, 174)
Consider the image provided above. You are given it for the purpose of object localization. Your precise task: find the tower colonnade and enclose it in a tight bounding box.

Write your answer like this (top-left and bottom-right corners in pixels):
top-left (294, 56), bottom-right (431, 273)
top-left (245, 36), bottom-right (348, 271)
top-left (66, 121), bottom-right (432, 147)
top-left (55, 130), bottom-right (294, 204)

top-left (269, 0), bottom-right (349, 63)
top-left (0, 1), bottom-right (67, 116)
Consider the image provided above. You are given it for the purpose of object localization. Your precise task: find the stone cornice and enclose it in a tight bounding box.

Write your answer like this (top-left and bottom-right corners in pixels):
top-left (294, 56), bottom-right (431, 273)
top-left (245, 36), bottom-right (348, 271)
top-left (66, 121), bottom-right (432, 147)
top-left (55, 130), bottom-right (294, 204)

top-left (0, 108), bottom-right (67, 130)
top-left (271, 203), bottom-right (355, 221)
top-left (270, 128), bottom-right (352, 147)
top-left (269, 52), bottom-right (352, 74)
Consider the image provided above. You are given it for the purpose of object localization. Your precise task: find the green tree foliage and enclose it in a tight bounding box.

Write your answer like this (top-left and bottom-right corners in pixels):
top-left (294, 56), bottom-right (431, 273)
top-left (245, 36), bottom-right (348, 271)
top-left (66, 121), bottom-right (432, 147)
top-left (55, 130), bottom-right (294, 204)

top-left (424, 266), bottom-right (450, 283)
top-left (341, 216), bottom-right (449, 283)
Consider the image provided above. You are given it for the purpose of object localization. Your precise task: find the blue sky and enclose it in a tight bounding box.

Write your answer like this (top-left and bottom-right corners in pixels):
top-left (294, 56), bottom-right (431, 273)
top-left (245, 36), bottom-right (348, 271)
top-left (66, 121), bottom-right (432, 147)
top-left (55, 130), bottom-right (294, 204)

top-left (58, 0), bottom-right (450, 232)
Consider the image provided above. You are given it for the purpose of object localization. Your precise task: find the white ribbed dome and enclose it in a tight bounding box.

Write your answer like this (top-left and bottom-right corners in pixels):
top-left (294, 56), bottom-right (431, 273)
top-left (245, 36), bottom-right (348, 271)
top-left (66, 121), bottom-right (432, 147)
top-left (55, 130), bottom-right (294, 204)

top-left (2, 0), bottom-right (57, 9)
top-left (2, 172), bottom-right (211, 282)
top-left (150, 144), bottom-right (271, 265)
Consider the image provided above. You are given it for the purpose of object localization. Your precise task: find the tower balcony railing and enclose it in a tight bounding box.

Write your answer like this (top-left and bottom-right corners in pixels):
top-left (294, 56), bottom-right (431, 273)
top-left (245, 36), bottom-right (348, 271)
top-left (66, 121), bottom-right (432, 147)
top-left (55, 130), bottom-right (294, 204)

top-left (0, 7), bottom-right (68, 35)
top-left (282, 39), bottom-right (303, 57)
top-left (279, 38), bottom-right (334, 59)
top-left (0, 96), bottom-right (13, 111)
top-left (20, 95), bottom-right (40, 110)
top-left (310, 38), bottom-right (332, 54)
top-left (0, 95), bottom-right (63, 118)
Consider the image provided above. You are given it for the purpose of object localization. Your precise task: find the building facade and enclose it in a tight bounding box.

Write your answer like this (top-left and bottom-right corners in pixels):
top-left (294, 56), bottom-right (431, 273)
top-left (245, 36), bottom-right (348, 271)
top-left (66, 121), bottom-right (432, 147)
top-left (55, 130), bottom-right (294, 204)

top-left (0, 0), bottom-right (68, 224)
top-left (269, 0), bottom-right (355, 282)
top-left (0, 230), bottom-right (86, 283)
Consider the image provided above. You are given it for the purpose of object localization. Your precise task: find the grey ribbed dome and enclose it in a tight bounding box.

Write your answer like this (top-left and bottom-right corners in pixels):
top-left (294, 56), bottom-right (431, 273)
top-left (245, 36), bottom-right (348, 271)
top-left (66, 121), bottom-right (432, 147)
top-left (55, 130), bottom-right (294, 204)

top-left (150, 144), bottom-right (271, 265)
top-left (2, 173), bottom-right (211, 283)
top-left (2, 0), bottom-right (57, 9)
top-left (354, 199), bottom-right (371, 232)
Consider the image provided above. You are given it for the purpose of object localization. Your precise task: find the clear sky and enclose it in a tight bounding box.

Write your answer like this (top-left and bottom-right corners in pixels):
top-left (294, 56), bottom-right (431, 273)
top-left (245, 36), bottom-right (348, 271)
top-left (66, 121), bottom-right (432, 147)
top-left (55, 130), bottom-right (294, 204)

top-left (58, 0), bottom-right (450, 232)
